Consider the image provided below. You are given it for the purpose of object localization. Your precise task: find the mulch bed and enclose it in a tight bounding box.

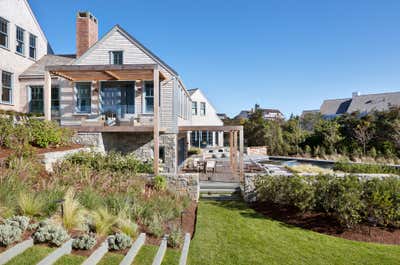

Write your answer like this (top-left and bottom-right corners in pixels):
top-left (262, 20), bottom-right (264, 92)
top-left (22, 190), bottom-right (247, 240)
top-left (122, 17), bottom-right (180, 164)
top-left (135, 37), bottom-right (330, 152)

top-left (251, 202), bottom-right (400, 245)
top-left (0, 144), bottom-right (83, 159)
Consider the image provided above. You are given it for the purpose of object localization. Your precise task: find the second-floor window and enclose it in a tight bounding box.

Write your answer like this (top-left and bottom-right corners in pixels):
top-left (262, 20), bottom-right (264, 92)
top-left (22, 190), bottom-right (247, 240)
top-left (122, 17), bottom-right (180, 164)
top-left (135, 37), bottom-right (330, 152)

top-left (75, 82), bottom-right (91, 113)
top-left (143, 81), bottom-right (154, 113)
top-left (16, 26), bottom-right (25, 55)
top-left (111, 51), bottom-right (123, 65)
top-left (29, 34), bottom-right (37, 59)
top-left (200, 102), bottom-right (206, 116)
top-left (192, 102), bottom-right (197, 115)
top-left (0, 17), bottom-right (8, 48)
top-left (1, 71), bottom-right (12, 104)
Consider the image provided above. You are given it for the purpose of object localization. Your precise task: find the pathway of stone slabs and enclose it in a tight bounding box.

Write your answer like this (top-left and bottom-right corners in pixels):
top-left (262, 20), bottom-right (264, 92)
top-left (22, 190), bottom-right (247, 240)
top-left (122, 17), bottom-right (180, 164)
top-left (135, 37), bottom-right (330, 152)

top-left (0, 233), bottom-right (191, 265)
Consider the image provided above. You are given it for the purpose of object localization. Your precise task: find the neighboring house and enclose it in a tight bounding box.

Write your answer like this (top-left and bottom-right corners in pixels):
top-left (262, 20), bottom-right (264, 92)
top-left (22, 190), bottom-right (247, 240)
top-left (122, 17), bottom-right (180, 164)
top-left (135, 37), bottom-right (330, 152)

top-left (2, 10), bottom-right (194, 174)
top-left (300, 109), bottom-right (320, 118)
top-left (320, 91), bottom-right (400, 118)
top-left (186, 88), bottom-right (224, 148)
top-left (217, 113), bottom-right (229, 120)
top-left (0, 0), bottom-right (51, 112)
top-left (235, 104), bottom-right (284, 121)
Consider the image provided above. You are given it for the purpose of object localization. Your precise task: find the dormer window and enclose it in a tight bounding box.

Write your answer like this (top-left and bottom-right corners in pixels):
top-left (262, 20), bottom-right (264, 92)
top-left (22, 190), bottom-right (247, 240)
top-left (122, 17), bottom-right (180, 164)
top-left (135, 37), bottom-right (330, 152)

top-left (16, 26), bottom-right (25, 55)
top-left (0, 17), bottom-right (8, 49)
top-left (110, 51), bottom-right (123, 65)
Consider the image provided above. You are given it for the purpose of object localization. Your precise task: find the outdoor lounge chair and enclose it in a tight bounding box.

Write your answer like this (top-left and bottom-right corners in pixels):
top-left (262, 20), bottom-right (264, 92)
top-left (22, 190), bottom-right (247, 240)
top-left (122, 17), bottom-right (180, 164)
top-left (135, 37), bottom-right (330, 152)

top-left (206, 160), bottom-right (216, 174)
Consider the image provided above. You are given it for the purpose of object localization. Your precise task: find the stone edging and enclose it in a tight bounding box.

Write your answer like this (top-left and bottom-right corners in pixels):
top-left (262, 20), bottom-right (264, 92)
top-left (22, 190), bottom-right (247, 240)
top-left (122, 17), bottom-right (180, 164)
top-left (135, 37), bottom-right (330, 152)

top-left (0, 238), bottom-right (33, 265)
top-left (179, 233), bottom-right (191, 265)
top-left (82, 238), bottom-right (109, 265)
top-left (37, 239), bottom-right (73, 265)
top-left (151, 236), bottom-right (168, 265)
top-left (119, 233), bottom-right (146, 265)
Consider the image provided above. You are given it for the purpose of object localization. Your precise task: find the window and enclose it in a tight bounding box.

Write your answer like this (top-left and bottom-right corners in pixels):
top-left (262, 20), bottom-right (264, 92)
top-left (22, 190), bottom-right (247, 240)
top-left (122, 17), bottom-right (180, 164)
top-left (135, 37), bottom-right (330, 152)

top-left (0, 17), bottom-right (8, 48)
top-left (30, 86), bottom-right (43, 113)
top-left (110, 51), bottom-right (123, 65)
top-left (76, 83), bottom-right (91, 113)
top-left (29, 34), bottom-right (37, 59)
top-left (192, 101), bottom-right (197, 115)
top-left (143, 81), bottom-right (154, 113)
top-left (51, 86), bottom-right (60, 112)
top-left (1, 71), bottom-right (12, 103)
top-left (200, 102), bottom-right (206, 116)
top-left (16, 26), bottom-right (25, 55)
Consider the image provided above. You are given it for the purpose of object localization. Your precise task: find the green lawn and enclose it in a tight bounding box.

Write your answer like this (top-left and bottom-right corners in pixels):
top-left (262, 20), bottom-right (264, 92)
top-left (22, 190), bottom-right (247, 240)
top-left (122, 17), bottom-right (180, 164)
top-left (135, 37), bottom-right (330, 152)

top-left (5, 246), bottom-right (53, 265)
top-left (133, 245), bottom-right (158, 265)
top-left (188, 200), bottom-right (400, 265)
top-left (54, 254), bottom-right (86, 265)
top-left (97, 252), bottom-right (124, 265)
top-left (161, 248), bottom-right (181, 265)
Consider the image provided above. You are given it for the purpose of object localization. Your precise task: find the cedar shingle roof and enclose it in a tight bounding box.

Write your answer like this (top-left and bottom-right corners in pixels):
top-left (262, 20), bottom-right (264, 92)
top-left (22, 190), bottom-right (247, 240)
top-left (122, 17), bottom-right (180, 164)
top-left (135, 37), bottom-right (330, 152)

top-left (20, 54), bottom-right (75, 78)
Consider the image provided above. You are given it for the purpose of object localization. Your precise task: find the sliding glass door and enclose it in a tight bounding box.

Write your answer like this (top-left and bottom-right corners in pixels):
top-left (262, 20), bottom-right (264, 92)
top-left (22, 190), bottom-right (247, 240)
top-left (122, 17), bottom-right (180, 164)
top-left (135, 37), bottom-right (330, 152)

top-left (100, 81), bottom-right (135, 119)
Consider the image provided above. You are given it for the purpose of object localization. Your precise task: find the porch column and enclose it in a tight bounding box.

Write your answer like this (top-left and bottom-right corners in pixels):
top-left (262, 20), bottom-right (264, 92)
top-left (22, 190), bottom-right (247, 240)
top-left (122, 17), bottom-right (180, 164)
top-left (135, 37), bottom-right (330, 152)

top-left (218, 131), bottom-right (224, 147)
top-left (187, 131), bottom-right (191, 150)
top-left (229, 131), bottom-right (233, 170)
top-left (233, 130), bottom-right (238, 172)
top-left (44, 71), bottom-right (52, 121)
top-left (239, 128), bottom-right (244, 182)
top-left (153, 67), bottom-right (160, 175)
top-left (212, 131), bottom-right (216, 146)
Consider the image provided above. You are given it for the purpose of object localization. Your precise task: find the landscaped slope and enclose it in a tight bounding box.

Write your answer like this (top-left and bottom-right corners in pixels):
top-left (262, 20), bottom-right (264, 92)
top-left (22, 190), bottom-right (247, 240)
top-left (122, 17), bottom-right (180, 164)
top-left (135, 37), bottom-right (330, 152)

top-left (188, 201), bottom-right (400, 265)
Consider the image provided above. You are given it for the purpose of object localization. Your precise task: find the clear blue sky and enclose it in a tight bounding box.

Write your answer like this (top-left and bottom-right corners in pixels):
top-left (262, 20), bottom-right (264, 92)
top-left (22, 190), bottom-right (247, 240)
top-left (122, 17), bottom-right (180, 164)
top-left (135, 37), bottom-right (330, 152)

top-left (30, 0), bottom-right (400, 118)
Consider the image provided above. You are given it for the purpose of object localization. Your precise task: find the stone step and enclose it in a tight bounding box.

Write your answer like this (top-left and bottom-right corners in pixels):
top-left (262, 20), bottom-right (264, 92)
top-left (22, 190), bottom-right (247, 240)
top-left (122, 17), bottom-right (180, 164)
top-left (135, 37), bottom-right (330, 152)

top-left (200, 181), bottom-right (240, 189)
top-left (201, 193), bottom-right (241, 201)
top-left (200, 188), bottom-right (240, 194)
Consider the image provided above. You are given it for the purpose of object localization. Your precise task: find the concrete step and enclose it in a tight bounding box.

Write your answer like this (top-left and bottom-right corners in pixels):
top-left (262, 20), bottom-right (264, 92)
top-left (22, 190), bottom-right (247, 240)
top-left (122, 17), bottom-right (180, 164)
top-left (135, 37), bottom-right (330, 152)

top-left (201, 193), bottom-right (242, 201)
top-left (200, 181), bottom-right (240, 189)
top-left (200, 188), bottom-right (240, 193)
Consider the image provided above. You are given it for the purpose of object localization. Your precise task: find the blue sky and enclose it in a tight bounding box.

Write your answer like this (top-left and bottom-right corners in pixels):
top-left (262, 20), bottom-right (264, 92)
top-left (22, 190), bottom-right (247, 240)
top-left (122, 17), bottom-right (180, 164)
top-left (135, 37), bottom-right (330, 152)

top-left (30, 0), bottom-right (400, 118)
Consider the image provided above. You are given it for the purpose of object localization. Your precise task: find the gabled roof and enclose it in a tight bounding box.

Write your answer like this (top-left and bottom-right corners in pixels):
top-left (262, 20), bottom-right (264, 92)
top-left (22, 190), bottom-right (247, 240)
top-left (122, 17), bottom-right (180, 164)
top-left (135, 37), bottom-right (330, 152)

top-left (20, 54), bottom-right (76, 78)
top-left (320, 98), bottom-right (351, 116)
top-left (74, 25), bottom-right (179, 76)
top-left (347, 92), bottom-right (400, 114)
top-left (187, 88), bottom-right (199, 96)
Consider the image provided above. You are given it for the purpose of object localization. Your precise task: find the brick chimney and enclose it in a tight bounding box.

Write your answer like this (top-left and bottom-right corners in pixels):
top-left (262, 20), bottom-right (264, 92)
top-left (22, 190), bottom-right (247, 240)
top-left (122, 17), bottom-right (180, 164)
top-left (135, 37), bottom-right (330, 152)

top-left (76, 11), bottom-right (98, 57)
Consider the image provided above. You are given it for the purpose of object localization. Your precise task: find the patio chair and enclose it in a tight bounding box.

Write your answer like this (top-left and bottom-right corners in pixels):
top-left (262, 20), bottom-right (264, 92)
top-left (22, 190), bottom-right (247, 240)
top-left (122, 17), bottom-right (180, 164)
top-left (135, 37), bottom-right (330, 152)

top-left (206, 160), bottom-right (217, 174)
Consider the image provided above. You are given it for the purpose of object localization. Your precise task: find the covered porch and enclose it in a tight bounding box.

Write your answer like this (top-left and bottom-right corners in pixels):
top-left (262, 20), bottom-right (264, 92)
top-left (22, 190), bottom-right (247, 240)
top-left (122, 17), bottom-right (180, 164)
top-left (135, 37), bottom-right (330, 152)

top-left (44, 64), bottom-right (164, 174)
top-left (179, 125), bottom-right (244, 182)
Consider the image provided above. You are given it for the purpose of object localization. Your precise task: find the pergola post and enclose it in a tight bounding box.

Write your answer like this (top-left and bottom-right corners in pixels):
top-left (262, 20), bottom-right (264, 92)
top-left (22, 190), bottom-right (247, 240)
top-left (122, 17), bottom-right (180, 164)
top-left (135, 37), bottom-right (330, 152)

top-left (44, 71), bottom-right (52, 121)
top-left (233, 130), bottom-right (238, 172)
top-left (153, 66), bottom-right (160, 175)
top-left (229, 131), bottom-right (233, 170)
top-left (239, 128), bottom-right (244, 182)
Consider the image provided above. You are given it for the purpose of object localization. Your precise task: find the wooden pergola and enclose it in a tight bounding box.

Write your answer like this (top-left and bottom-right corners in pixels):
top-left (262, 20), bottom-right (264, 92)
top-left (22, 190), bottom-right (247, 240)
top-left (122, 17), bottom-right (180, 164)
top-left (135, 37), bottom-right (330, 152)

top-left (179, 125), bottom-right (244, 181)
top-left (44, 64), bottom-right (164, 174)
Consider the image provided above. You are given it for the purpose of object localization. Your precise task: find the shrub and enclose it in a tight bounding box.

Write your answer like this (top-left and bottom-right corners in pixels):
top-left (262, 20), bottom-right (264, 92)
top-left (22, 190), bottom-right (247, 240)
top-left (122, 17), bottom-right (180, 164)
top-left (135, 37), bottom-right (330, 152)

top-left (363, 177), bottom-right (400, 227)
top-left (28, 119), bottom-right (66, 148)
top-left (116, 210), bottom-right (137, 238)
top-left (188, 148), bottom-right (201, 156)
top-left (0, 117), bottom-right (13, 148)
top-left (4, 216), bottom-right (30, 231)
top-left (0, 224), bottom-right (22, 246)
top-left (72, 234), bottom-right (97, 250)
top-left (334, 161), bottom-right (400, 175)
top-left (107, 232), bottom-right (132, 251)
top-left (32, 220), bottom-right (70, 246)
top-left (168, 225), bottom-right (183, 248)
top-left (153, 175), bottom-right (167, 191)
top-left (17, 192), bottom-right (45, 217)
top-left (147, 215), bottom-right (164, 238)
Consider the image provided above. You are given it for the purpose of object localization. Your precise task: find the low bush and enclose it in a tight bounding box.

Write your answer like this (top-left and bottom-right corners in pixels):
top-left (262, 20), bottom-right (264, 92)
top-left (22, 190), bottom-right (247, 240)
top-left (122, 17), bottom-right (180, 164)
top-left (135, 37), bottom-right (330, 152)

top-left (4, 216), bottom-right (30, 231)
top-left (32, 220), bottom-right (70, 246)
top-left (107, 232), bottom-right (132, 251)
top-left (255, 174), bottom-right (400, 228)
top-left (72, 234), bottom-right (97, 250)
top-left (0, 224), bottom-right (22, 246)
top-left (153, 175), bottom-right (167, 191)
top-left (168, 225), bottom-right (183, 248)
top-left (334, 161), bottom-right (400, 175)
top-left (28, 119), bottom-right (72, 148)
top-left (188, 148), bottom-right (201, 156)
top-left (91, 208), bottom-right (118, 236)
top-left (147, 215), bottom-right (164, 238)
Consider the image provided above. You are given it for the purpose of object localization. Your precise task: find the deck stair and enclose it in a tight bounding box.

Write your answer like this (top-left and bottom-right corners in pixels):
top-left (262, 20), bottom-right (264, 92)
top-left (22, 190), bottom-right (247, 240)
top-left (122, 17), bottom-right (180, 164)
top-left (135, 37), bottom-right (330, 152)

top-left (200, 181), bottom-right (241, 200)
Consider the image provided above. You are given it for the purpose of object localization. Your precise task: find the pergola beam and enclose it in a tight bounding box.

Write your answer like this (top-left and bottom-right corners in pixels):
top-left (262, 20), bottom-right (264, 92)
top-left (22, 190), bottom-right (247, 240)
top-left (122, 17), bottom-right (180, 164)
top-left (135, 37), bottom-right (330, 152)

top-left (104, 70), bottom-right (121, 80)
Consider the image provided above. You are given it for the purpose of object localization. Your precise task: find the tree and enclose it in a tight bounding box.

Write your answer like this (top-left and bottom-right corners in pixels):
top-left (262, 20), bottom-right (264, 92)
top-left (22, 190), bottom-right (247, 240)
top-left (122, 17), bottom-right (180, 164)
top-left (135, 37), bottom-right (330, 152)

top-left (353, 120), bottom-right (375, 156)
top-left (314, 119), bottom-right (342, 154)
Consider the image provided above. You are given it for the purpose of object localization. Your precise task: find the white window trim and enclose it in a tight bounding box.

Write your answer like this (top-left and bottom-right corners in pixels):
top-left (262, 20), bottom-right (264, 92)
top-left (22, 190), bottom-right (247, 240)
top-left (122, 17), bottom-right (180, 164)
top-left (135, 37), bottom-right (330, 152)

top-left (0, 70), bottom-right (13, 105)
top-left (74, 82), bottom-right (92, 114)
top-left (142, 80), bottom-right (154, 114)
top-left (16, 26), bottom-right (25, 56)
top-left (200, 102), bottom-right (206, 116)
top-left (29, 33), bottom-right (37, 60)
top-left (0, 17), bottom-right (9, 49)
top-left (109, 50), bottom-right (124, 65)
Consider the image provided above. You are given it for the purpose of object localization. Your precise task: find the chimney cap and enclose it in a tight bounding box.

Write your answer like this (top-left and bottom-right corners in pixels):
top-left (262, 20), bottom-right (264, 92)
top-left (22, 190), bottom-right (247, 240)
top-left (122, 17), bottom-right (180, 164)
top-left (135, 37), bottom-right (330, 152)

top-left (77, 11), bottom-right (98, 23)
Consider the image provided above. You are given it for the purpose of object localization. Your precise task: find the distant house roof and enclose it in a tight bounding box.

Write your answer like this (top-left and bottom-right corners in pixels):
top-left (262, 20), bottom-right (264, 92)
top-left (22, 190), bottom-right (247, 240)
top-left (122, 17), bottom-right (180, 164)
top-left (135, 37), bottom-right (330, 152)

top-left (235, 105), bottom-right (284, 120)
top-left (320, 91), bottom-right (400, 117)
top-left (217, 113), bottom-right (229, 119)
top-left (20, 54), bottom-right (76, 78)
top-left (235, 110), bottom-right (251, 119)
top-left (187, 88), bottom-right (199, 96)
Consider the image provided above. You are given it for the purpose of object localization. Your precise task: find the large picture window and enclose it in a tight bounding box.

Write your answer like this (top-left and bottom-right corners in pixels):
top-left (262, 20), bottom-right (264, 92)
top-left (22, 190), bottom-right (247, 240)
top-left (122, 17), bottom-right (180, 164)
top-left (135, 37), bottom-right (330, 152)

top-left (1, 71), bottom-right (12, 103)
top-left (16, 26), bottom-right (25, 55)
top-left (0, 17), bottom-right (8, 48)
top-left (143, 81), bottom-right (154, 113)
top-left (76, 83), bottom-right (91, 113)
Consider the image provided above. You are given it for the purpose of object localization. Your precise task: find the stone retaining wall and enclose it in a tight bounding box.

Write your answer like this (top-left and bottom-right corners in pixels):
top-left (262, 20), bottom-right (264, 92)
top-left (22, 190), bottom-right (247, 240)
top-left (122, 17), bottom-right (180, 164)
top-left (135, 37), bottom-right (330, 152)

top-left (40, 147), bottom-right (91, 172)
top-left (163, 173), bottom-right (200, 201)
